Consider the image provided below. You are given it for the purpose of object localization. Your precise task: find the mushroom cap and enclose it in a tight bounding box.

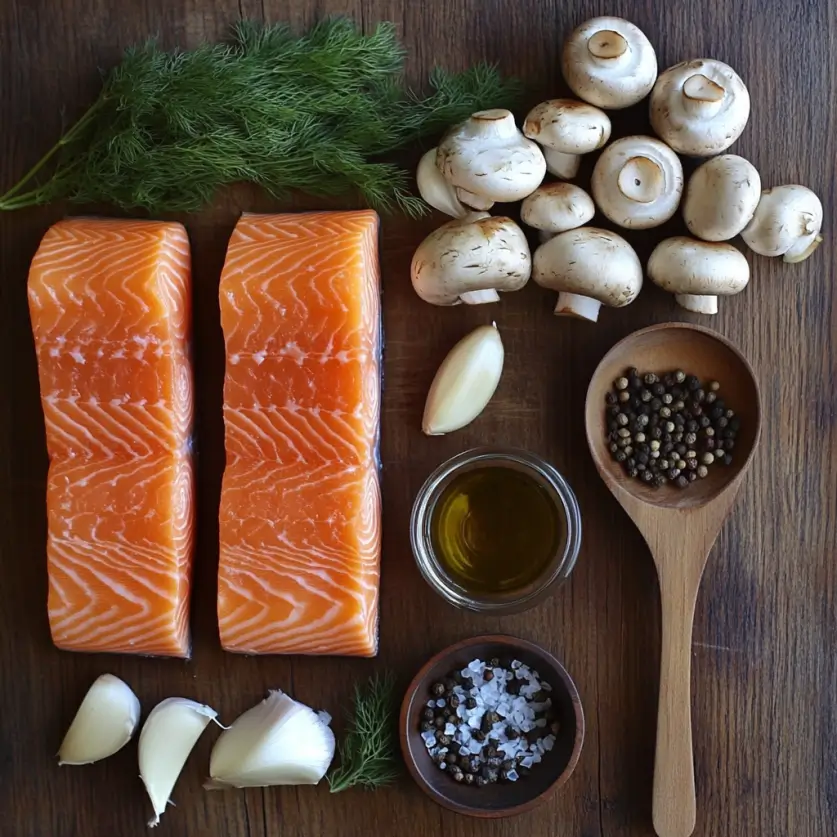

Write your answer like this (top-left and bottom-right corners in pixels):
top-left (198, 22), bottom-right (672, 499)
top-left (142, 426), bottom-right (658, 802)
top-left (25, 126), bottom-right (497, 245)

top-left (647, 237), bottom-right (750, 296)
top-left (436, 109), bottom-right (546, 204)
top-left (520, 183), bottom-right (595, 234)
top-left (741, 185), bottom-right (824, 260)
top-left (523, 99), bottom-right (612, 154)
top-left (411, 214), bottom-right (531, 305)
top-left (682, 154), bottom-right (761, 241)
top-left (591, 135), bottom-right (684, 229)
top-left (650, 59), bottom-right (750, 156)
top-left (561, 17), bottom-right (657, 109)
top-left (533, 227), bottom-right (643, 307)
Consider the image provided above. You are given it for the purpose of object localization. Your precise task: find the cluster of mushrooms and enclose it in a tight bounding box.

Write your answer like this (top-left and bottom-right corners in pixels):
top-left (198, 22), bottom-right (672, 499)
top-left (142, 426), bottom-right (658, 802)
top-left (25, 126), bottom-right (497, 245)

top-left (411, 16), bottom-right (824, 321)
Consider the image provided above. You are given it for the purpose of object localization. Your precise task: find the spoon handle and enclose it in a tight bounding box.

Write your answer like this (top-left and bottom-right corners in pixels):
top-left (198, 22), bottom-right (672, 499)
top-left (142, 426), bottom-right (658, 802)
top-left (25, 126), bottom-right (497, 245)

top-left (652, 569), bottom-right (699, 837)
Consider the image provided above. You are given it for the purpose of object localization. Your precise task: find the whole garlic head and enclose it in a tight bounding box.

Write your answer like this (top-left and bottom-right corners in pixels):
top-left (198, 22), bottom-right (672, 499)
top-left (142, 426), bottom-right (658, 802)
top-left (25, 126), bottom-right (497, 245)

top-left (436, 109), bottom-right (546, 206)
top-left (650, 59), bottom-right (750, 156)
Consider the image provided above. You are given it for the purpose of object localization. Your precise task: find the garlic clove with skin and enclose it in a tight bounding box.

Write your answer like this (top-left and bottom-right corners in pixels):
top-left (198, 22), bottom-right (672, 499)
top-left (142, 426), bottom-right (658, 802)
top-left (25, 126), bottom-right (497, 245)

top-left (207, 690), bottom-right (335, 789)
top-left (422, 324), bottom-right (504, 436)
top-left (58, 674), bottom-right (141, 766)
top-left (139, 697), bottom-right (218, 827)
top-left (416, 148), bottom-right (469, 218)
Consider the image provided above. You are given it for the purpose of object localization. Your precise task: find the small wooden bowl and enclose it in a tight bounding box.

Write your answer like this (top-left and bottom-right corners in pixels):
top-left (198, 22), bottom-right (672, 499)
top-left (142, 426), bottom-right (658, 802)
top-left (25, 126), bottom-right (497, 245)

top-left (400, 635), bottom-right (584, 817)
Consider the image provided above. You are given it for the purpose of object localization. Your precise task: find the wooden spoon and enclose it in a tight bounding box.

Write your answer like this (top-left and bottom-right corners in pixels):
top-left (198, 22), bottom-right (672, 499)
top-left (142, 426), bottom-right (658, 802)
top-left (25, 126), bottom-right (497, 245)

top-left (584, 323), bottom-right (761, 837)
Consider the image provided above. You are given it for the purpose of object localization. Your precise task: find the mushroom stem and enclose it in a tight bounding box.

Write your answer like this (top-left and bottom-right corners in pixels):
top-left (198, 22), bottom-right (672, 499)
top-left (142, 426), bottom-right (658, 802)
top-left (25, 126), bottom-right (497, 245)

top-left (462, 109), bottom-right (519, 140)
top-left (455, 187), bottom-right (494, 211)
top-left (674, 293), bottom-right (718, 315)
top-left (459, 289), bottom-right (501, 304)
top-left (587, 29), bottom-right (628, 63)
top-left (784, 234), bottom-right (823, 264)
top-left (682, 73), bottom-right (726, 117)
top-left (544, 148), bottom-right (581, 180)
top-left (554, 292), bottom-right (603, 322)
top-left (617, 156), bottom-right (664, 203)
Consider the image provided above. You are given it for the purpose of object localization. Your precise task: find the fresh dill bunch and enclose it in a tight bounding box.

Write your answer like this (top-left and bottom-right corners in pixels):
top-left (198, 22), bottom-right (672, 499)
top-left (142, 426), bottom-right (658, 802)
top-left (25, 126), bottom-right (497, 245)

top-left (327, 672), bottom-right (398, 793)
top-left (0, 19), bottom-right (521, 216)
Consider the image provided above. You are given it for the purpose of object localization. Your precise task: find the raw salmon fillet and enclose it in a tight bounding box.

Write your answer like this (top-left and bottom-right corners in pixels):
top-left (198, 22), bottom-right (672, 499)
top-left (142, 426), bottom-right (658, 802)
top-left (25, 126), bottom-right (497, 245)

top-left (28, 218), bottom-right (194, 657)
top-left (218, 211), bottom-right (381, 656)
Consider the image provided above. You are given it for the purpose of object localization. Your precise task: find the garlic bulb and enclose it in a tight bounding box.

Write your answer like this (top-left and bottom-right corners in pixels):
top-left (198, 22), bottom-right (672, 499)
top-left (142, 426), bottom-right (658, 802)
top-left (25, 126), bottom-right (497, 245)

top-left (207, 690), bottom-right (335, 789)
top-left (422, 324), bottom-right (504, 435)
top-left (139, 697), bottom-right (218, 827)
top-left (58, 674), bottom-right (140, 765)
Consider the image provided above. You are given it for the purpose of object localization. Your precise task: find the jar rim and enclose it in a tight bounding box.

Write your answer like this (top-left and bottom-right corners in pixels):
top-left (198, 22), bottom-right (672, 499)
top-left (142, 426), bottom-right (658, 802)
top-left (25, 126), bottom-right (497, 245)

top-left (410, 447), bottom-right (582, 613)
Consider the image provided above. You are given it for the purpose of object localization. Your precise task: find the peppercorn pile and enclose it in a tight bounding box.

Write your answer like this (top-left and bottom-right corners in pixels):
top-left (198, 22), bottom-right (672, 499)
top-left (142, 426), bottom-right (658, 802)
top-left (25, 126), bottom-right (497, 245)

top-left (419, 658), bottom-right (559, 785)
top-left (605, 368), bottom-right (740, 488)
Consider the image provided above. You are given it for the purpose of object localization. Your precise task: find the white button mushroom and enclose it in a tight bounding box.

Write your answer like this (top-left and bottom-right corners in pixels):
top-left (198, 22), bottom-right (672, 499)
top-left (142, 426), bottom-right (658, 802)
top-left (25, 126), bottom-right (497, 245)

top-left (436, 109), bottom-right (546, 208)
top-left (741, 185), bottom-right (824, 263)
top-left (591, 135), bottom-right (683, 229)
top-left (533, 227), bottom-right (643, 322)
top-left (520, 183), bottom-right (596, 244)
top-left (416, 148), bottom-right (469, 218)
top-left (411, 213), bottom-right (531, 306)
top-left (647, 236), bottom-right (750, 314)
top-left (650, 59), bottom-right (750, 156)
top-left (523, 99), bottom-right (611, 180)
top-left (682, 154), bottom-right (761, 241)
top-left (561, 17), bottom-right (657, 109)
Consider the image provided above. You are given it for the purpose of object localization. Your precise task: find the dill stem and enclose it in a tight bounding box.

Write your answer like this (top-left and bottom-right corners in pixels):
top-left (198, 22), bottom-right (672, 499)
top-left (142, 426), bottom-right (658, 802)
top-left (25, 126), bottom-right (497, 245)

top-left (0, 99), bottom-right (102, 209)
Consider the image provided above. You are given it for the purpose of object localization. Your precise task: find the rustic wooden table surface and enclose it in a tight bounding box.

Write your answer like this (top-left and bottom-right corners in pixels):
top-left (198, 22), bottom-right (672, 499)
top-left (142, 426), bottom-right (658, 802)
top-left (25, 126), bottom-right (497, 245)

top-left (1, 1), bottom-right (834, 836)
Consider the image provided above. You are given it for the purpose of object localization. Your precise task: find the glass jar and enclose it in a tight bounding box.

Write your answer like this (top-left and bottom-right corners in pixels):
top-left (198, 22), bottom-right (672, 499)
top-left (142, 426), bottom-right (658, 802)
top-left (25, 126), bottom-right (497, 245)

top-left (410, 447), bottom-right (582, 613)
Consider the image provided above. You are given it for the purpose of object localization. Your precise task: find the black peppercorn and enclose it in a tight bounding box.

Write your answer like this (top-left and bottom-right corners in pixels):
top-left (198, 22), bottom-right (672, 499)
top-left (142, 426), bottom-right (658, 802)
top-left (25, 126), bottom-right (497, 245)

top-left (506, 680), bottom-right (520, 696)
top-left (641, 470), bottom-right (653, 483)
top-left (465, 697), bottom-right (477, 710)
top-left (451, 767), bottom-right (464, 782)
top-left (461, 677), bottom-right (473, 691)
top-left (436, 733), bottom-right (451, 747)
top-left (653, 473), bottom-right (667, 487)
top-left (717, 416), bottom-right (728, 429)
top-left (688, 471), bottom-right (698, 482)
top-left (627, 467), bottom-right (639, 478)
top-left (674, 370), bottom-right (686, 383)
top-left (676, 475), bottom-right (689, 488)
top-left (488, 657), bottom-right (500, 668)
top-left (434, 716), bottom-right (445, 729)
top-left (485, 745), bottom-right (498, 758)
top-left (446, 753), bottom-right (458, 766)
top-left (668, 468), bottom-right (681, 480)
top-left (476, 775), bottom-right (489, 787)
top-left (431, 682), bottom-right (445, 697)
top-left (472, 729), bottom-right (485, 743)
top-left (448, 695), bottom-right (460, 710)
top-left (420, 720), bottom-right (433, 732)
top-left (444, 677), bottom-right (456, 693)
top-left (422, 707), bottom-right (435, 721)
top-left (722, 453), bottom-right (733, 465)
top-left (506, 726), bottom-right (520, 740)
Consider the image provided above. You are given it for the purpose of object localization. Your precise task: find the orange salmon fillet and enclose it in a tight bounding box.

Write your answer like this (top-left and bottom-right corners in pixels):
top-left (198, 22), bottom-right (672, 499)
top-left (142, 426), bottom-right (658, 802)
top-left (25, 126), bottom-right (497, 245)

top-left (28, 218), bottom-right (194, 657)
top-left (218, 211), bottom-right (381, 656)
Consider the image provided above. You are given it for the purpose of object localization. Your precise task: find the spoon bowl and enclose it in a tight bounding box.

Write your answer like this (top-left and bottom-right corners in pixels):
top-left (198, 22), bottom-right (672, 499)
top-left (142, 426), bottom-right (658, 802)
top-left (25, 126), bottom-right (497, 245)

top-left (586, 322), bottom-right (761, 509)
top-left (585, 322), bottom-right (761, 837)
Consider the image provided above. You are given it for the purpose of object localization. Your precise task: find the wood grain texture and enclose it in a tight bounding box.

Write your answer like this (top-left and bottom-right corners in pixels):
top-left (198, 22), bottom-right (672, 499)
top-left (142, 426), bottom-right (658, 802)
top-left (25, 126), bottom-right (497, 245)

top-left (0, 1), bottom-right (834, 836)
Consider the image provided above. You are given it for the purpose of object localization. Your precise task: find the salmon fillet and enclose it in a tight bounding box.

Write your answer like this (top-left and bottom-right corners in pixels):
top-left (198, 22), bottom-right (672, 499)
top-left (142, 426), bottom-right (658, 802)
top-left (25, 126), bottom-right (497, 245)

top-left (218, 211), bottom-right (381, 656)
top-left (28, 218), bottom-right (194, 657)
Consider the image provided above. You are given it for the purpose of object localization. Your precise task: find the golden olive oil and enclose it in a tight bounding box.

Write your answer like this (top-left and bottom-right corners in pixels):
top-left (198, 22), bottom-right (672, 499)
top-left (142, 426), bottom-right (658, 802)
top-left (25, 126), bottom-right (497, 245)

top-left (429, 466), bottom-right (565, 594)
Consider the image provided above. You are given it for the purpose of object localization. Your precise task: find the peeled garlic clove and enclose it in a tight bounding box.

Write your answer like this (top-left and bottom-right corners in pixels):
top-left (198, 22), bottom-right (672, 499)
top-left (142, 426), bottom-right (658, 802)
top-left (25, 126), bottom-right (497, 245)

top-left (422, 324), bottom-right (504, 436)
top-left (58, 674), bottom-right (140, 766)
top-left (207, 690), bottom-right (335, 789)
top-left (139, 697), bottom-right (217, 827)
top-left (416, 148), bottom-right (469, 218)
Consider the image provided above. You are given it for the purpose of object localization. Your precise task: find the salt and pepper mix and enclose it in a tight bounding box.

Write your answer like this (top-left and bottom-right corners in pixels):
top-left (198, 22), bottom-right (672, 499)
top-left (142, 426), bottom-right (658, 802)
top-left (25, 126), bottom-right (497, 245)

top-left (420, 658), bottom-right (559, 785)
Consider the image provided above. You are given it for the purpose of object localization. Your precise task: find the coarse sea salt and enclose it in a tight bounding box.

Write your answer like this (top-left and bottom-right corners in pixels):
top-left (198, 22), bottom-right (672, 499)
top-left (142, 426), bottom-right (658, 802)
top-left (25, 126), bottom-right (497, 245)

top-left (421, 657), bottom-right (560, 784)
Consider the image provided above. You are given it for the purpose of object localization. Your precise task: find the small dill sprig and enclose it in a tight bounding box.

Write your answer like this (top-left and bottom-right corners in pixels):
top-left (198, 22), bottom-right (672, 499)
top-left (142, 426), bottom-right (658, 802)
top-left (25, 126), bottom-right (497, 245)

top-left (0, 19), bottom-right (521, 216)
top-left (327, 672), bottom-right (398, 793)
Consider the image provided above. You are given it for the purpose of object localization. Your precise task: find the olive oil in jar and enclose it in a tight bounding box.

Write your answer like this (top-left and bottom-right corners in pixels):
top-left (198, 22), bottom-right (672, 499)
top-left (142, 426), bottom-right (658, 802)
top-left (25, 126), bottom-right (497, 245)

top-left (429, 465), bottom-right (565, 594)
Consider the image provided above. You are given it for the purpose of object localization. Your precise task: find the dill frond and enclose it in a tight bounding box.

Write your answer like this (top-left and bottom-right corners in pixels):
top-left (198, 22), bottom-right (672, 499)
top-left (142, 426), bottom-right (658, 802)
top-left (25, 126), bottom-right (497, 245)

top-left (0, 19), bottom-right (521, 215)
